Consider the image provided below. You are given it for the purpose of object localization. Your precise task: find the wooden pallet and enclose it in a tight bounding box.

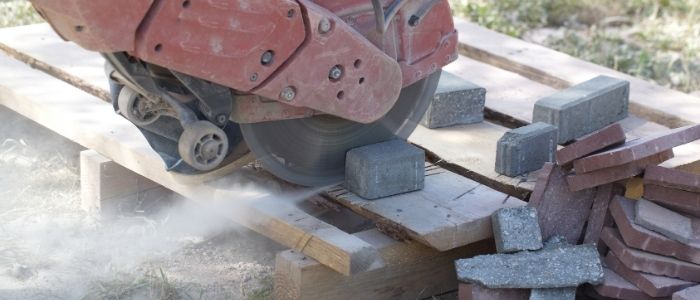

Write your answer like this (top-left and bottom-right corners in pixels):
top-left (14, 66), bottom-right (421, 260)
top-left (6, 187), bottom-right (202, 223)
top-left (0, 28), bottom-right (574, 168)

top-left (3, 18), bottom-right (700, 299)
top-left (0, 22), bottom-right (525, 299)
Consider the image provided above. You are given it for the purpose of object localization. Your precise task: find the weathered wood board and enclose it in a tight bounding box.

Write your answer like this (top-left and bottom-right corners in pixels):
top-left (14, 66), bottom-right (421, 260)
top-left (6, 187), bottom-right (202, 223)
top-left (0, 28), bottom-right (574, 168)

top-left (410, 122), bottom-right (538, 198)
top-left (454, 17), bottom-right (700, 129)
top-left (274, 229), bottom-right (495, 300)
top-left (326, 165), bottom-right (526, 251)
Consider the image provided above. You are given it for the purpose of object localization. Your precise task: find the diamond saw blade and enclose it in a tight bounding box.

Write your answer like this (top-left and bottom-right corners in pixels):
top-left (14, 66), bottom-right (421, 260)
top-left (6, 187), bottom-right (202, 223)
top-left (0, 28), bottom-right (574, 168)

top-left (240, 71), bottom-right (441, 187)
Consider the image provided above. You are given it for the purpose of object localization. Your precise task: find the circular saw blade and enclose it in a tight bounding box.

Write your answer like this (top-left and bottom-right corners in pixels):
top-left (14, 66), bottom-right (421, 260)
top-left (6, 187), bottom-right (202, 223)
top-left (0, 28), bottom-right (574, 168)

top-left (240, 71), bottom-right (441, 187)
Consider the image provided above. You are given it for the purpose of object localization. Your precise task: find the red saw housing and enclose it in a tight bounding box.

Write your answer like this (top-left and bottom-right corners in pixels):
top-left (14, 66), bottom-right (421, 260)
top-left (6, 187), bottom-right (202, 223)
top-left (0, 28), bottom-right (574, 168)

top-left (30, 0), bottom-right (457, 124)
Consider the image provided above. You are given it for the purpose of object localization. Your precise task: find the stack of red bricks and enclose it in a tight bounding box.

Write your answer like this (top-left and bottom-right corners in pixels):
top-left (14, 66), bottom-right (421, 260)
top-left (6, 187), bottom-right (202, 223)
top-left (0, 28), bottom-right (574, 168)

top-left (527, 123), bottom-right (700, 299)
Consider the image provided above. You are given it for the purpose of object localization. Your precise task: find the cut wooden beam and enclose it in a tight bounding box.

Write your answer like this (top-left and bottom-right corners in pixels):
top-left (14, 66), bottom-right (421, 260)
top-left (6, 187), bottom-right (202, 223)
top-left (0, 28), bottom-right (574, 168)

top-left (274, 229), bottom-right (495, 300)
top-left (453, 18), bottom-right (700, 129)
top-left (80, 149), bottom-right (169, 215)
top-left (326, 165), bottom-right (526, 251)
top-left (0, 54), bottom-right (383, 276)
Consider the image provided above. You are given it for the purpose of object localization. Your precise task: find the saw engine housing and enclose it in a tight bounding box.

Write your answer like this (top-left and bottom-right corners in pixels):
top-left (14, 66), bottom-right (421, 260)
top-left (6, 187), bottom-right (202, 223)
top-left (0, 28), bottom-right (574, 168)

top-left (30, 0), bottom-right (458, 183)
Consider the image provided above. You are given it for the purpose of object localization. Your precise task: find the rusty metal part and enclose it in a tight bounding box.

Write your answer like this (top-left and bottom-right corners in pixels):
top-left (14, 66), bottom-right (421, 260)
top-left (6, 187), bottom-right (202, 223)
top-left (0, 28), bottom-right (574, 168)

top-left (231, 94), bottom-right (314, 124)
top-left (252, 0), bottom-right (403, 124)
top-left (30, 0), bottom-right (153, 52)
top-left (132, 0), bottom-right (306, 93)
top-left (30, 0), bottom-right (457, 124)
top-left (395, 0), bottom-right (458, 86)
top-left (315, 0), bottom-right (457, 87)
top-left (371, 0), bottom-right (410, 34)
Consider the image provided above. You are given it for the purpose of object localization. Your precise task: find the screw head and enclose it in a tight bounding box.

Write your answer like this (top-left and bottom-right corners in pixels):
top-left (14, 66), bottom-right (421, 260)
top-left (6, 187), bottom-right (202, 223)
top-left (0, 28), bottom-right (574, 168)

top-left (261, 50), bottom-right (274, 66)
top-left (318, 19), bottom-right (332, 34)
top-left (250, 73), bottom-right (259, 82)
top-left (280, 87), bottom-right (296, 101)
top-left (408, 15), bottom-right (420, 26)
top-left (329, 65), bottom-right (343, 81)
top-left (216, 114), bottom-right (228, 124)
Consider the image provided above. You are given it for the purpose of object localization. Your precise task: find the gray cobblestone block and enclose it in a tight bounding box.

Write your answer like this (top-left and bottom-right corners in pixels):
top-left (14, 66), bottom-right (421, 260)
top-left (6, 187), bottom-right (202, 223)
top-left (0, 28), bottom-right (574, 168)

top-left (421, 72), bottom-right (486, 129)
top-left (495, 122), bottom-right (558, 177)
top-left (533, 75), bottom-right (629, 144)
top-left (492, 207), bottom-right (543, 253)
top-left (345, 140), bottom-right (425, 200)
top-left (529, 288), bottom-right (576, 300)
top-left (455, 244), bottom-right (604, 288)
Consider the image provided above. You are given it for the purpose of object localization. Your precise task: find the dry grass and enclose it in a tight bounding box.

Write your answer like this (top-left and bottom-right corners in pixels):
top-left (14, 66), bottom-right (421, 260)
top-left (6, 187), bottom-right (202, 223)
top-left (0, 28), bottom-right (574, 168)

top-left (0, 0), bottom-right (42, 27)
top-left (451, 0), bottom-right (700, 93)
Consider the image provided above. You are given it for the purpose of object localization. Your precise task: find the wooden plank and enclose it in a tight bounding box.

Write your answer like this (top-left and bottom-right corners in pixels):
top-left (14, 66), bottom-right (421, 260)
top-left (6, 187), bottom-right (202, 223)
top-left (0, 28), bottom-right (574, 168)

top-left (453, 17), bottom-right (700, 128)
top-left (0, 23), bottom-right (107, 90)
top-left (6, 23), bottom-right (700, 186)
top-left (274, 229), bottom-right (495, 300)
top-left (0, 54), bottom-right (383, 276)
top-left (80, 149), bottom-right (167, 214)
top-left (444, 55), bottom-right (555, 125)
top-left (410, 121), bottom-right (537, 198)
top-left (445, 53), bottom-right (700, 174)
top-left (326, 165), bottom-right (526, 251)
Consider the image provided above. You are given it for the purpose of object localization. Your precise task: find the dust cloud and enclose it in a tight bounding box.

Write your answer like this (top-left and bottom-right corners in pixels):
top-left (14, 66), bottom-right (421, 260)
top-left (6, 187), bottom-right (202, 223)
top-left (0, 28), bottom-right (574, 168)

top-left (0, 106), bottom-right (324, 299)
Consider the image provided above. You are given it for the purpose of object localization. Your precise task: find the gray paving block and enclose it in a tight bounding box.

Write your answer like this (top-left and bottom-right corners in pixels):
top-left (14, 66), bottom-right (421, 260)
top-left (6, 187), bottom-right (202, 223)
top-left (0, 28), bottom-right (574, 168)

top-left (421, 72), bottom-right (486, 129)
top-left (673, 285), bottom-right (700, 300)
top-left (492, 207), bottom-right (543, 253)
top-left (345, 140), bottom-right (425, 200)
top-left (533, 75), bottom-right (629, 144)
top-left (543, 235), bottom-right (569, 249)
top-left (495, 122), bottom-right (558, 177)
top-left (529, 288), bottom-right (576, 300)
top-left (454, 244), bottom-right (604, 288)
top-left (634, 199), bottom-right (693, 245)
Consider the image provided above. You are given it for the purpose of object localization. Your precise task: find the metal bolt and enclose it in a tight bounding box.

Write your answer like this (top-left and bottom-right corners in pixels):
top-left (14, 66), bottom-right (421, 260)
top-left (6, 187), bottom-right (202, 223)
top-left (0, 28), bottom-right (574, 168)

top-left (261, 50), bottom-right (274, 66)
top-left (250, 72), bottom-right (258, 82)
top-left (329, 65), bottom-right (343, 81)
top-left (318, 18), bottom-right (332, 34)
top-left (216, 114), bottom-right (228, 124)
top-left (280, 87), bottom-right (296, 101)
top-left (408, 15), bottom-right (420, 26)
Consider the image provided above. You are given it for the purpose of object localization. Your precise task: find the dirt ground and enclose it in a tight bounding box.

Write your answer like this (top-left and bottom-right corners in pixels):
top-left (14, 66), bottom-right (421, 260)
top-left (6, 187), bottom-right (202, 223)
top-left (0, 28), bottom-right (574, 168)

top-left (0, 106), bottom-right (283, 299)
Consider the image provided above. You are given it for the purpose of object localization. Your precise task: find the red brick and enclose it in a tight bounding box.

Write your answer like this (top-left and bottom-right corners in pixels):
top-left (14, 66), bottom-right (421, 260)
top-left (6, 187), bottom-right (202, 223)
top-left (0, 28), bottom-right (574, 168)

top-left (556, 123), bottom-right (626, 166)
top-left (644, 165), bottom-right (700, 193)
top-left (583, 184), bottom-right (616, 245)
top-left (635, 199), bottom-right (693, 245)
top-left (591, 268), bottom-right (668, 300)
top-left (604, 252), bottom-right (695, 297)
top-left (601, 227), bottom-right (700, 282)
top-left (458, 283), bottom-right (529, 300)
top-left (609, 196), bottom-right (700, 265)
top-left (528, 163), bottom-right (596, 244)
top-left (567, 150), bottom-right (674, 192)
top-left (644, 184), bottom-right (700, 218)
top-left (574, 124), bottom-right (700, 173)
